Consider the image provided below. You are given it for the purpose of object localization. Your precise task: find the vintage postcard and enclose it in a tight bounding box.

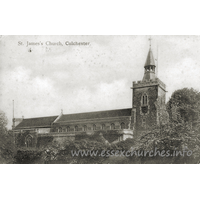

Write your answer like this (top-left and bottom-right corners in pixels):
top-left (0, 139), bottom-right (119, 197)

top-left (0, 35), bottom-right (199, 164)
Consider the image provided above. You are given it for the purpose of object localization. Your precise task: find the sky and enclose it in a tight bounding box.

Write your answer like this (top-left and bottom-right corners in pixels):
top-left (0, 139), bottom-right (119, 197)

top-left (1, 35), bottom-right (200, 128)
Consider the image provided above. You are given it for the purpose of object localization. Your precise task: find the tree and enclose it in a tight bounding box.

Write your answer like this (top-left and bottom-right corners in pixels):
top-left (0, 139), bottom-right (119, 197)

top-left (32, 133), bottom-right (110, 164)
top-left (167, 88), bottom-right (200, 124)
top-left (0, 110), bottom-right (8, 134)
top-left (127, 88), bottom-right (200, 164)
top-left (0, 110), bottom-right (15, 163)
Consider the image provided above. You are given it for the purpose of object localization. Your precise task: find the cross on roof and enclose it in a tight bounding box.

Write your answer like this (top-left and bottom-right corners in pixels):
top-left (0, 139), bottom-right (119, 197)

top-left (149, 37), bottom-right (152, 48)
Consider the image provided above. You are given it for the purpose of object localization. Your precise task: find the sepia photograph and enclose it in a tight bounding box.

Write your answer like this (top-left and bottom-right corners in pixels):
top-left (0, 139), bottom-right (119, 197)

top-left (0, 35), bottom-right (200, 164)
top-left (1, 1), bottom-right (200, 200)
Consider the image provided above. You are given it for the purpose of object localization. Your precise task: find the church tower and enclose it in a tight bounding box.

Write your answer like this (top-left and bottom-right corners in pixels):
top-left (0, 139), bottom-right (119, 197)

top-left (131, 43), bottom-right (167, 135)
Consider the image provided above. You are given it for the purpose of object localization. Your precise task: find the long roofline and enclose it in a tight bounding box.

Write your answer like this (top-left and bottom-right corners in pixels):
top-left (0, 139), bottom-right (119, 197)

top-left (14, 108), bottom-right (132, 126)
top-left (13, 115), bottom-right (59, 130)
top-left (61, 108), bottom-right (132, 116)
top-left (22, 115), bottom-right (58, 120)
top-left (55, 108), bottom-right (132, 123)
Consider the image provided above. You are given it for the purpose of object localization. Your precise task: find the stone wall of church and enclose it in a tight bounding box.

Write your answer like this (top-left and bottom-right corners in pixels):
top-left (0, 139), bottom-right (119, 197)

top-left (132, 85), bottom-right (158, 134)
top-left (53, 116), bottom-right (132, 133)
top-left (155, 87), bottom-right (169, 125)
top-left (15, 130), bottom-right (37, 148)
top-left (13, 116), bottom-right (133, 149)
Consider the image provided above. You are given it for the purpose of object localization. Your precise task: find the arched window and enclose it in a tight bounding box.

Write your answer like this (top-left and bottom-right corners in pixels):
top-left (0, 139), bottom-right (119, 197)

top-left (75, 126), bottom-right (78, 131)
top-left (93, 124), bottom-right (96, 130)
top-left (121, 122), bottom-right (125, 129)
top-left (26, 135), bottom-right (33, 147)
top-left (83, 125), bottom-right (87, 131)
top-left (102, 124), bottom-right (105, 130)
top-left (59, 127), bottom-right (62, 132)
top-left (142, 94), bottom-right (148, 106)
top-left (111, 123), bottom-right (115, 130)
top-left (67, 126), bottom-right (70, 132)
top-left (62, 127), bottom-right (66, 132)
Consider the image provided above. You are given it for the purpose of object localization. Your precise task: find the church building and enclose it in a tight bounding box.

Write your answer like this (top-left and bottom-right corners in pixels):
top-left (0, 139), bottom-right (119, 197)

top-left (12, 44), bottom-right (168, 148)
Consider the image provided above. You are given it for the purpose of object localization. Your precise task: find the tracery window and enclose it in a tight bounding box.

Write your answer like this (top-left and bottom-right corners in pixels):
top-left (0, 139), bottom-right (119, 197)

top-left (26, 135), bottom-right (33, 147)
top-left (142, 94), bottom-right (148, 106)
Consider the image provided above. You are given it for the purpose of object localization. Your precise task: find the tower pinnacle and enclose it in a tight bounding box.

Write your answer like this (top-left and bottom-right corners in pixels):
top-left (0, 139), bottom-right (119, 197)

top-left (144, 48), bottom-right (155, 67)
top-left (142, 47), bottom-right (156, 81)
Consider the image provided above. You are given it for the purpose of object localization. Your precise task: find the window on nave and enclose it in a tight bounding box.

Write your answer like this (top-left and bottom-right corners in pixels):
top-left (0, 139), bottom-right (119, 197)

top-left (111, 123), bottom-right (115, 130)
top-left (121, 122), bottom-right (125, 129)
top-left (83, 125), bottom-right (87, 131)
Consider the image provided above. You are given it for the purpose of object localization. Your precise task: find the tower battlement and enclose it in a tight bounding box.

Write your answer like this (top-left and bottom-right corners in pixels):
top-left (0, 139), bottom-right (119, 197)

top-left (132, 78), bottom-right (166, 90)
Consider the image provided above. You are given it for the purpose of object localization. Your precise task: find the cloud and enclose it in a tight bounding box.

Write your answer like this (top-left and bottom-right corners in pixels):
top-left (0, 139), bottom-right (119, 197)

top-left (1, 36), bottom-right (200, 128)
top-left (0, 66), bottom-right (57, 127)
top-left (160, 57), bottom-right (200, 101)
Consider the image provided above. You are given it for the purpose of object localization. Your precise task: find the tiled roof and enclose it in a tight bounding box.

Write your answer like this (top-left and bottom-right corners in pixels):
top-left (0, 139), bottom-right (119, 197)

top-left (56, 108), bottom-right (132, 123)
top-left (14, 116), bottom-right (58, 129)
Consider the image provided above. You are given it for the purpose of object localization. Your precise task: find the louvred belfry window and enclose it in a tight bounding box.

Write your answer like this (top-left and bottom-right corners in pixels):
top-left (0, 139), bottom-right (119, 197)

top-left (142, 94), bottom-right (148, 106)
top-left (141, 93), bottom-right (148, 114)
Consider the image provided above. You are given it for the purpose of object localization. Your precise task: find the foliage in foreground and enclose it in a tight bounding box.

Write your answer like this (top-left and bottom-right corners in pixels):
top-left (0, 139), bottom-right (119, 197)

top-left (0, 110), bottom-right (16, 164)
top-left (13, 121), bottom-right (200, 164)
top-left (1, 87), bottom-right (200, 164)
